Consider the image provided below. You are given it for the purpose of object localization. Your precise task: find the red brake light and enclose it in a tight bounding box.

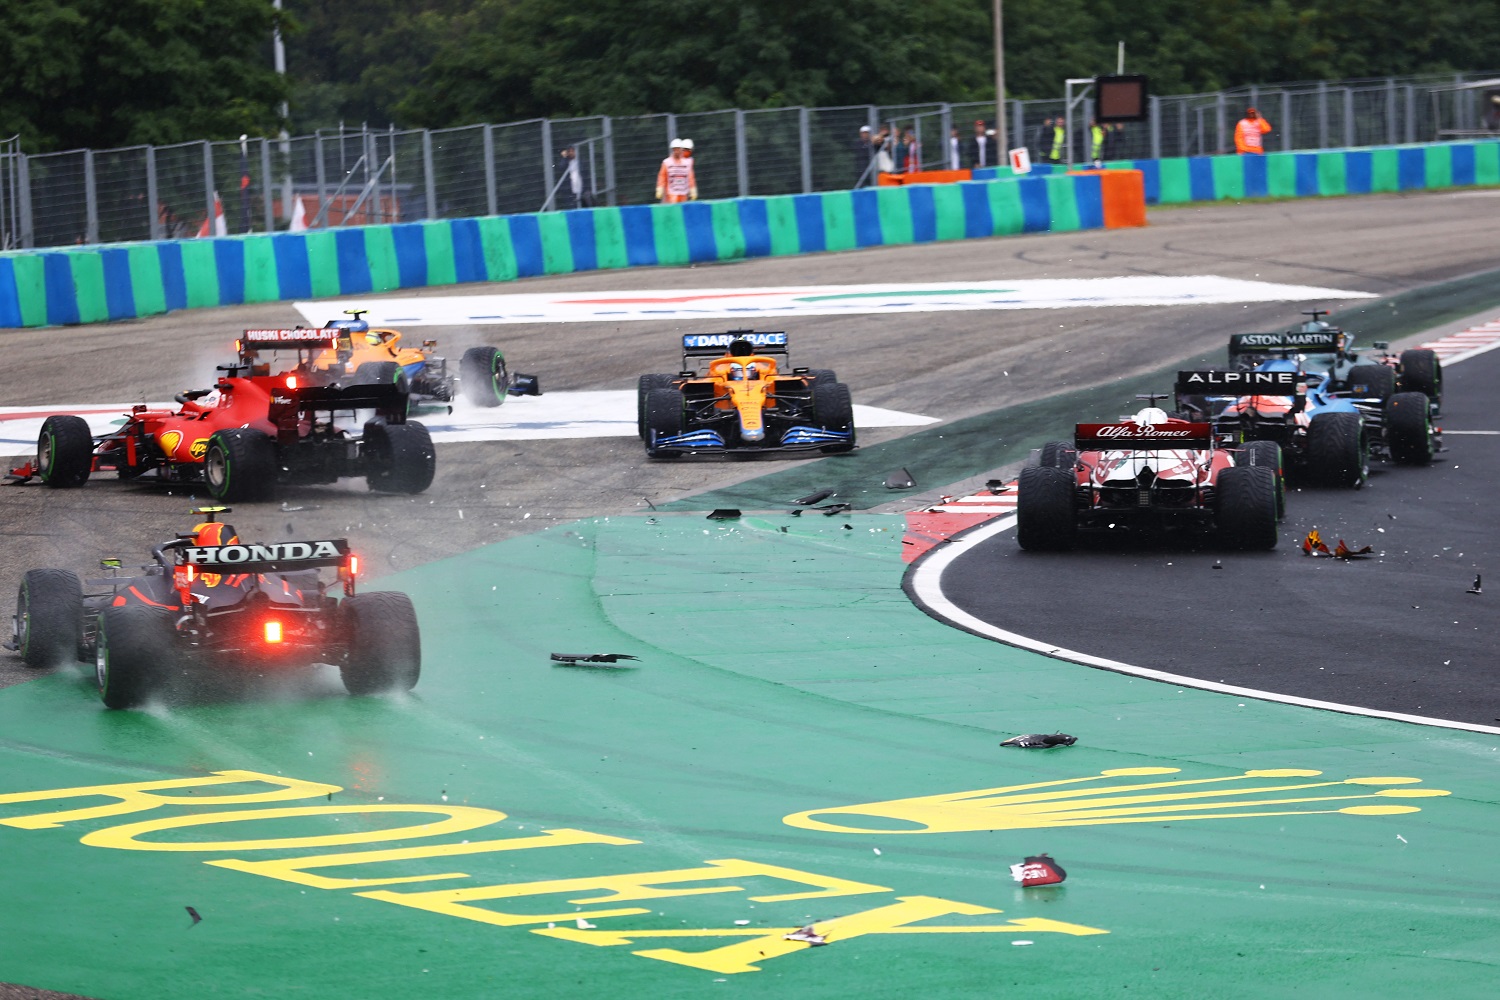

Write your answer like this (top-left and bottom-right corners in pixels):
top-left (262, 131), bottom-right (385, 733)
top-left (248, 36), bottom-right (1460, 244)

top-left (349, 554), bottom-right (359, 576)
top-left (264, 621), bottom-right (283, 643)
top-left (286, 375), bottom-right (298, 389)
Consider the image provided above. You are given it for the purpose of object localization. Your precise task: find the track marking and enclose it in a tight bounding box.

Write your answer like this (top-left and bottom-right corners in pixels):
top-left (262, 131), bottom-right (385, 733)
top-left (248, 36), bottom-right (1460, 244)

top-left (1420, 318), bottom-right (1500, 363)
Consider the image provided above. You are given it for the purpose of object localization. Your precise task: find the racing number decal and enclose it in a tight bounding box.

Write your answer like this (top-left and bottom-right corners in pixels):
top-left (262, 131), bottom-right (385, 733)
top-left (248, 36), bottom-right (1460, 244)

top-left (189, 438), bottom-right (209, 459)
top-left (0, 769), bottom-right (1110, 975)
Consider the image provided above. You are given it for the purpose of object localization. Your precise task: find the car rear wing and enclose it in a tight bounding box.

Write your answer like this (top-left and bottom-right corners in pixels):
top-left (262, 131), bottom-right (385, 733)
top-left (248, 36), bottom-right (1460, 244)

top-left (173, 539), bottom-right (359, 598)
top-left (1228, 330), bottom-right (1341, 355)
top-left (1175, 370), bottom-right (1302, 397)
top-left (1075, 422), bottom-right (1214, 451)
top-left (680, 330), bottom-right (789, 359)
top-left (240, 329), bottom-right (343, 353)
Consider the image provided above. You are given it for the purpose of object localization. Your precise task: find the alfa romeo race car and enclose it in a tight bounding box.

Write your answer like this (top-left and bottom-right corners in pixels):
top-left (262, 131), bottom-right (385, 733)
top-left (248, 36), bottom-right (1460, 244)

top-left (7, 513), bottom-right (420, 708)
top-left (637, 331), bottom-right (855, 458)
top-left (5, 329), bottom-right (436, 502)
top-left (1228, 311), bottom-right (1442, 411)
top-left (1017, 398), bottom-right (1280, 551)
top-left (1183, 330), bottom-right (1439, 487)
top-left (320, 310), bottom-right (540, 408)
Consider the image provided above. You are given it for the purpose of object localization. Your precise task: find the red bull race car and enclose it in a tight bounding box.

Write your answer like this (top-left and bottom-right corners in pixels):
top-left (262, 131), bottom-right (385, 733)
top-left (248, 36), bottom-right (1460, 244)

top-left (7, 513), bottom-right (420, 708)
top-left (5, 329), bottom-right (435, 502)
top-left (637, 331), bottom-right (855, 458)
top-left (1017, 397), bottom-right (1281, 551)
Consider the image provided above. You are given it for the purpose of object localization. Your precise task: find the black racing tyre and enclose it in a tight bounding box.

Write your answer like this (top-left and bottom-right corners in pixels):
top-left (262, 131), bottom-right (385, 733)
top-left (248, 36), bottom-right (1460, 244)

top-left (1397, 349), bottom-right (1442, 406)
top-left (812, 381), bottom-right (856, 453)
top-left (1038, 440), bottom-right (1077, 470)
top-left (204, 428), bottom-right (278, 502)
top-left (637, 374), bottom-right (676, 439)
top-left (460, 346), bottom-right (508, 408)
top-left (1344, 363), bottom-right (1395, 401)
top-left (96, 605), bottom-right (174, 709)
top-left (16, 569), bottom-right (83, 669)
top-left (1306, 411), bottom-right (1367, 488)
top-left (644, 388), bottom-right (684, 459)
top-left (1237, 440), bottom-right (1285, 519)
top-left (1384, 391), bottom-right (1435, 466)
top-left (352, 360), bottom-right (411, 394)
top-left (37, 415), bottom-right (93, 488)
top-left (807, 368), bottom-right (839, 386)
top-left (1216, 465), bottom-right (1278, 551)
top-left (1016, 466), bottom-right (1077, 551)
top-left (363, 419), bottom-right (436, 494)
top-left (340, 591), bottom-right (421, 695)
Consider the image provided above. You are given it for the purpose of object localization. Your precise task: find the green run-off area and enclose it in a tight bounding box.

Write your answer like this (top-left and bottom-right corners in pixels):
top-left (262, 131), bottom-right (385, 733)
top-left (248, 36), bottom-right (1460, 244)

top-left (1, 515), bottom-right (1497, 999)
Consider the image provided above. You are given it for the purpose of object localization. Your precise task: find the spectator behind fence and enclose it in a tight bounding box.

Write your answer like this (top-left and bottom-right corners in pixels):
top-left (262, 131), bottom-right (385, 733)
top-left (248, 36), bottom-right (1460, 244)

top-left (1048, 118), bottom-right (1064, 162)
top-left (901, 128), bottom-right (920, 173)
top-left (1089, 119), bottom-right (1105, 166)
top-left (875, 125), bottom-right (896, 174)
top-left (966, 119), bottom-right (993, 169)
top-left (655, 139), bottom-right (697, 203)
top-left (1234, 108), bottom-right (1272, 154)
top-left (1031, 117), bottom-right (1053, 163)
top-left (854, 125), bottom-right (875, 182)
top-left (948, 127), bottom-right (962, 170)
top-left (559, 145), bottom-right (593, 208)
top-left (1102, 123), bottom-right (1125, 162)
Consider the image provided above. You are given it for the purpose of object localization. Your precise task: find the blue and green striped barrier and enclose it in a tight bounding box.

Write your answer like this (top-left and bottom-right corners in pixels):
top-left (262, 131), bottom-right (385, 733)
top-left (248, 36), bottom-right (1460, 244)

top-left (0, 171), bottom-right (1122, 329)
top-left (1107, 139), bottom-right (1500, 206)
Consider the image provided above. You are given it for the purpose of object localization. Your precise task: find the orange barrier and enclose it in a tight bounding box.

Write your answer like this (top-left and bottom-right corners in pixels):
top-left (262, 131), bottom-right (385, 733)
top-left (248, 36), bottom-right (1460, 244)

top-left (1069, 169), bottom-right (1147, 229)
top-left (877, 169), bottom-right (972, 186)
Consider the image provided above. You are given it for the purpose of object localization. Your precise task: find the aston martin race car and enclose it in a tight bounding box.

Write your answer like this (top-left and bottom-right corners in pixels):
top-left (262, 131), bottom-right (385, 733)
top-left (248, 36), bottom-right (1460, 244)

top-left (5, 329), bottom-right (436, 502)
top-left (637, 331), bottom-right (855, 458)
top-left (1017, 397), bottom-right (1280, 551)
top-left (1228, 310), bottom-right (1442, 411)
top-left (1184, 329), bottom-right (1440, 487)
top-left (7, 513), bottom-right (420, 708)
top-left (320, 311), bottom-right (540, 408)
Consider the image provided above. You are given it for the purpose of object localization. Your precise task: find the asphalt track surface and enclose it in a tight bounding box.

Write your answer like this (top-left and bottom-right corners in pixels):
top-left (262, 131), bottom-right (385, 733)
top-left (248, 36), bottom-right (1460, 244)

top-left (929, 344), bottom-right (1500, 727)
top-left (2, 189), bottom-right (1500, 1000)
top-left (5, 189), bottom-right (1500, 702)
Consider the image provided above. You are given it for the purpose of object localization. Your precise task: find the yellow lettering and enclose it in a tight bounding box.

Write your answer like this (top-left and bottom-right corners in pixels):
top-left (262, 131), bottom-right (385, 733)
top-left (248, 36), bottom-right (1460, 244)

top-left (0, 770), bottom-right (340, 830)
top-left (80, 804), bottom-right (504, 852)
top-left (208, 828), bottom-right (639, 889)
top-left (534, 896), bottom-right (1109, 974)
top-left (360, 858), bottom-right (888, 928)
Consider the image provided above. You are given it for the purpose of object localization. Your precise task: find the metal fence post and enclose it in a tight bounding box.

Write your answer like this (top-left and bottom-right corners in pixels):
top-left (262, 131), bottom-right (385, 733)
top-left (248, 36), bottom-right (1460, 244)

top-left (83, 149), bottom-right (99, 244)
top-left (1385, 79), bottom-right (1397, 145)
top-left (1343, 87), bottom-right (1355, 146)
top-left (602, 116), bottom-right (617, 207)
top-left (18, 154), bottom-right (32, 248)
top-left (665, 113), bottom-right (677, 147)
top-left (422, 130), bottom-right (437, 219)
top-left (260, 138), bottom-right (274, 231)
top-left (1215, 93), bottom-right (1226, 153)
top-left (734, 109), bottom-right (748, 198)
top-left (1281, 90), bottom-right (1292, 150)
top-left (314, 133), bottom-right (327, 224)
top-left (939, 103), bottom-right (952, 167)
top-left (1012, 99), bottom-right (1024, 152)
top-left (145, 145), bottom-right (162, 241)
top-left (483, 124), bottom-right (497, 216)
top-left (202, 141), bottom-right (216, 234)
top-left (540, 119), bottom-right (554, 207)
top-left (1317, 81), bottom-right (1329, 148)
top-left (799, 107), bottom-right (812, 193)
top-left (1178, 99), bottom-right (1188, 157)
top-left (1150, 95), bottom-right (1161, 159)
top-left (1405, 85), bottom-right (1416, 144)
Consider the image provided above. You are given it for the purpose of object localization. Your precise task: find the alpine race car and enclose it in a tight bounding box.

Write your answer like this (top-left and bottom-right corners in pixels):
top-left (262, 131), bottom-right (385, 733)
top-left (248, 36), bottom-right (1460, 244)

top-left (1228, 310), bottom-right (1442, 412)
top-left (319, 310), bottom-right (540, 408)
top-left (637, 331), bottom-right (855, 458)
top-left (1017, 397), bottom-right (1280, 551)
top-left (5, 329), bottom-right (436, 502)
top-left (1187, 332), bottom-right (1439, 487)
top-left (7, 513), bottom-right (419, 708)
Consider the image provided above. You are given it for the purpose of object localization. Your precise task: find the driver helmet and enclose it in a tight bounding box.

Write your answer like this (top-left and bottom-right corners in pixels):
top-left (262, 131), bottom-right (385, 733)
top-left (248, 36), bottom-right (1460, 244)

top-left (192, 522), bottom-right (240, 547)
top-left (1133, 407), bottom-right (1171, 425)
top-left (727, 338), bottom-right (754, 357)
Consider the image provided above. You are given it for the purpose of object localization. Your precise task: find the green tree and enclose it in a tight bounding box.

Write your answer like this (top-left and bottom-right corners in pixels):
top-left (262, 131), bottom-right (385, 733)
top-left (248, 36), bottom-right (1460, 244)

top-left (0, 0), bottom-right (287, 151)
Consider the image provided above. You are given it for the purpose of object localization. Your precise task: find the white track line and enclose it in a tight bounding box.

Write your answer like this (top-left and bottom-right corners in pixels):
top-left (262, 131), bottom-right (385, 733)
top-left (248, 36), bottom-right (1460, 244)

top-left (908, 318), bottom-right (1500, 735)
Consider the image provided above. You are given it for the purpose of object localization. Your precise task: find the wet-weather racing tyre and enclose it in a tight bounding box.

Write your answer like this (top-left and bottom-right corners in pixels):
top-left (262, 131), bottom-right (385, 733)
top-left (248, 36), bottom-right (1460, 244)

top-left (812, 380), bottom-right (856, 453)
top-left (37, 415), bottom-right (93, 488)
top-left (1217, 465), bottom-right (1278, 551)
top-left (1344, 363), bottom-right (1395, 401)
top-left (460, 346), bottom-right (509, 407)
top-left (1016, 466), bottom-right (1076, 551)
top-left (1038, 440), bottom-right (1077, 470)
top-left (341, 591), bottom-right (421, 695)
top-left (205, 428), bottom-right (278, 502)
top-left (1237, 440), bottom-right (1285, 518)
top-left (1306, 411), bottom-right (1367, 488)
top-left (96, 605), bottom-right (174, 709)
top-left (1397, 349), bottom-right (1442, 409)
top-left (15, 569), bottom-right (83, 669)
top-left (1385, 391), bottom-right (1435, 465)
top-left (644, 388), bottom-right (685, 458)
top-left (637, 374), bottom-right (676, 439)
top-left (363, 419), bottom-right (436, 494)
